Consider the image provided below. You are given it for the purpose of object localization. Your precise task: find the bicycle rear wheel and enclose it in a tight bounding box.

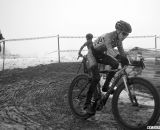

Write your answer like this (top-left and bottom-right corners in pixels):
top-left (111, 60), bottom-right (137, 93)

top-left (112, 77), bottom-right (160, 130)
top-left (68, 74), bottom-right (92, 119)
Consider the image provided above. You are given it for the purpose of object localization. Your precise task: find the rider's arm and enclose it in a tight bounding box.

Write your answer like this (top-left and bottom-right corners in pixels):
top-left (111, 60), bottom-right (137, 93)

top-left (78, 42), bottom-right (87, 56)
top-left (117, 42), bottom-right (126, 57)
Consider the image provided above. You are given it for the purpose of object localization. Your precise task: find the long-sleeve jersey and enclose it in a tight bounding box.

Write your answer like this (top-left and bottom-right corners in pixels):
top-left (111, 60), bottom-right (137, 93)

top-left (93, 31), bottom-right (126, 58)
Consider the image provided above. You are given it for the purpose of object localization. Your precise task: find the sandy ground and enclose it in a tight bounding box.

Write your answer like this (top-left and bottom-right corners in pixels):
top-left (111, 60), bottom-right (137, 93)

top-left (0, 61), bottom-right (160, 130)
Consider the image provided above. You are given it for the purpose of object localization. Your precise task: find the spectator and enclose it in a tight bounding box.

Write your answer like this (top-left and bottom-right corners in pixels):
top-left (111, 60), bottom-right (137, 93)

top-left (0, 30), bottom-right (4, 52)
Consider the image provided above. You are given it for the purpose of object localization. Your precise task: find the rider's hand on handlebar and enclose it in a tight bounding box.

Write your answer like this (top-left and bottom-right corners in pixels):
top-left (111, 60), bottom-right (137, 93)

top-left (116, 54), bottom-right (129, 66)
top-left (77, 53), bottom-right (83, 60)
top-left (79, 53), bottom-right (83, 57)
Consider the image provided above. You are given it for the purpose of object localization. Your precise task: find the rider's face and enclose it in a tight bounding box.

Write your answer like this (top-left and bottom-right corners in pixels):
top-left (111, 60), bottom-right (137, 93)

top-left (118, 31), bottom-right (129, 41)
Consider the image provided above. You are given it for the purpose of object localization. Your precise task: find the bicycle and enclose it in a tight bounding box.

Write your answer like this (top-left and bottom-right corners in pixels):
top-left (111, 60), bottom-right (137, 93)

top-left (68, 55), bottom-right (160, 130)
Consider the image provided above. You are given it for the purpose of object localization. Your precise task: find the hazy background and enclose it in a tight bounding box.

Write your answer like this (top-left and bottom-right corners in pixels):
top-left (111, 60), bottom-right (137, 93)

top-left (0, 0), bottom-right (160, 57)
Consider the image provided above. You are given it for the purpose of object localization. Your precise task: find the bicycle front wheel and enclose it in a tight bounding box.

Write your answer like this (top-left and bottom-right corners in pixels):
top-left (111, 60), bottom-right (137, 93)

top-left (112, 77), bottom-right (160, 130)
top-left (68, 74), bottom-right (92, 119)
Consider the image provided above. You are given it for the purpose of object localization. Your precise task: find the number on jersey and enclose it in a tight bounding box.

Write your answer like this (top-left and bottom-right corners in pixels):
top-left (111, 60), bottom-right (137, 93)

top-left (94, 37), bottom-right (104, 46)
top-left (98, 37), bottom-right (104, 43)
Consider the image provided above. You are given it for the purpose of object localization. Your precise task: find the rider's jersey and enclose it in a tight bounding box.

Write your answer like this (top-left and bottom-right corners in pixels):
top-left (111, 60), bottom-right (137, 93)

top-left (93, 31), bottom-right (126, 58)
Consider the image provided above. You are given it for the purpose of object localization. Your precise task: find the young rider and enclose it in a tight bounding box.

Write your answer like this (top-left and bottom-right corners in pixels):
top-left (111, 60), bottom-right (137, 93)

top-left (78, 33), bottom-right (97, 69)
top-left (78, 20), bottom-right (132, 114)
top-left (78, 33), bottom-right (94, 57)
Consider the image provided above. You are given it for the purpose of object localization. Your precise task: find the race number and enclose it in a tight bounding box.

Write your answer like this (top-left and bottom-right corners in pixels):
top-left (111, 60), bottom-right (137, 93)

top-left (97, 37), bottom-right (104, 44)
top-left (94, 37), bottom-right (105, 47)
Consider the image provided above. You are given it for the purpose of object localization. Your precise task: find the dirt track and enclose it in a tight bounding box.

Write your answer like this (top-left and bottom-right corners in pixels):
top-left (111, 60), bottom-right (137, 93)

top-left (0, 61), bottom-right (160, 130)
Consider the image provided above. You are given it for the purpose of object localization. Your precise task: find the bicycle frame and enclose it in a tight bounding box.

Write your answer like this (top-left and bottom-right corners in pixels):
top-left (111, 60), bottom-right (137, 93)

top-left (77, 55), bottom-right (145, 103)
top-left (101, 65), bottom-right (128, 96)
top-left (102, 64), bottom-right (140, 106)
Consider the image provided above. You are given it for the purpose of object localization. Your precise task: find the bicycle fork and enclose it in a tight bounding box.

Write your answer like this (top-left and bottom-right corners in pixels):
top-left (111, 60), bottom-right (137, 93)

top-left (122, 75), bottom-right (138, 106)
top-left (122, 75), bottom-right (130, 94)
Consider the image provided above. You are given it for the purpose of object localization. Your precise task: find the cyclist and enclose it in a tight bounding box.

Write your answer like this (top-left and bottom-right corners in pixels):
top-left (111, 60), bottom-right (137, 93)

top-left (78, 33), bottom-right (97, 69)
top-left (78, 20), bottom-right (132, 114)
top-left (0, 30), bottom-right (4, 52)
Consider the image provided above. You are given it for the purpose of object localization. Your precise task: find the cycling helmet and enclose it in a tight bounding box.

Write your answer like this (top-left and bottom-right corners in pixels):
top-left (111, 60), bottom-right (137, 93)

top-left (115, 20), bottom-right (132, 33)
top-left (86, 33), bottom-right (93, 40)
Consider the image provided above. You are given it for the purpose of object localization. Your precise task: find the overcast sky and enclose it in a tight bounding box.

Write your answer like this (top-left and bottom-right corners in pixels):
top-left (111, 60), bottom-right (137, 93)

top-left (0, 0), bottom-right (160, 56)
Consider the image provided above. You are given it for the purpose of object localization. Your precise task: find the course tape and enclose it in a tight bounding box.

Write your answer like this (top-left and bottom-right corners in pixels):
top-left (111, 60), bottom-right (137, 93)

top-left (0, 35), bottom-right (159, 43)
top-left (0, 35), bottom-right (57, 43)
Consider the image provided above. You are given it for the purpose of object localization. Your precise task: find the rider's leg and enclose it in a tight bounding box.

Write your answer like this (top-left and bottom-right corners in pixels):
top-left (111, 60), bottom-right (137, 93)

top-left (84, 65), bottom-right (100, 114)
top-left (100, 55), bottom-right (119, 92)
top-left (102, 71), bottom-right (116, 92)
